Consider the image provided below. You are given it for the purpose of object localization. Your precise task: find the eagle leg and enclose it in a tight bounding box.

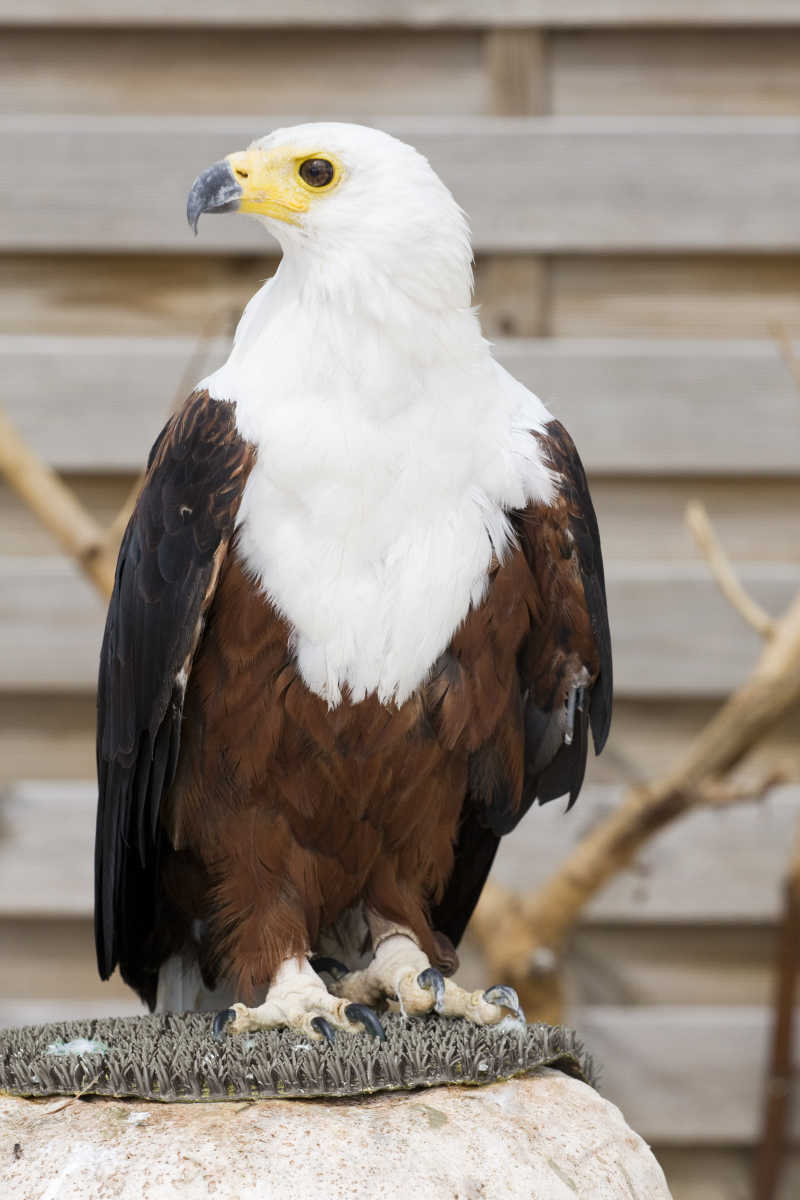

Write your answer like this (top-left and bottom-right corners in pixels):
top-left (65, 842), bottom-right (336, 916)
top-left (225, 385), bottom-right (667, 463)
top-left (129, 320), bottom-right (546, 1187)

top-left (212, 954), bottom-right (385, 1042)
top-left (329, 920), bottom-right (525, 1027)
top-left (309, 955), bottom-right (350, 981)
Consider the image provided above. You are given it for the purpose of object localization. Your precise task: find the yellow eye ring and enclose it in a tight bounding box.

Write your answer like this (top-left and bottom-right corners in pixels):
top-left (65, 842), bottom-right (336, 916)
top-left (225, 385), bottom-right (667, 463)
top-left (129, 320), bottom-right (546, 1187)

top-left (297, 156), bottom-right (339, 192)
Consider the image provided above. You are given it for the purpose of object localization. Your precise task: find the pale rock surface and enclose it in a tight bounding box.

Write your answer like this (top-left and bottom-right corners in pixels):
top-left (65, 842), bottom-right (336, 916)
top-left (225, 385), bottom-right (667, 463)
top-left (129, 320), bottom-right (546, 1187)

top-left (0, 1068), bottom-right (671, 1199)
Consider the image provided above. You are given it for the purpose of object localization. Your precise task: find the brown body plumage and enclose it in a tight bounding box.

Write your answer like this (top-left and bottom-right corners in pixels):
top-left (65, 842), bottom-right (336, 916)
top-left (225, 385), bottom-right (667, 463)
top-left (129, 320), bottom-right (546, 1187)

top-left (96, 389), bottom-right (610, 1011)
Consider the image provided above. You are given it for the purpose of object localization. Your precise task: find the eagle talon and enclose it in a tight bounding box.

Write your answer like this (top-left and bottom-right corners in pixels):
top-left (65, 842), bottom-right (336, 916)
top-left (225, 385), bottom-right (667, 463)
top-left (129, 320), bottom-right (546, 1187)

top-left (212, 1007), bottom-right (236, 1040)
top-left (482, 985), bottom-right (525, 1022)
top-left (310, 1015), bottom-right (337, 1046)
top-left (345, 1003), bottom-right (387, 1041)
top-left (310, 955), bottom-right (349, 981)
top-left (417, 967), bottom-right (446, 1014)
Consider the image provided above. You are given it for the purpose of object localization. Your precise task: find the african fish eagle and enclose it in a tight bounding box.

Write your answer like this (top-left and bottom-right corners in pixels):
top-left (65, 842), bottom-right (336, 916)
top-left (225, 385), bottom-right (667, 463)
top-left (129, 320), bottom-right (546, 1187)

top-left (95, 123), bottom-right (612, 1041)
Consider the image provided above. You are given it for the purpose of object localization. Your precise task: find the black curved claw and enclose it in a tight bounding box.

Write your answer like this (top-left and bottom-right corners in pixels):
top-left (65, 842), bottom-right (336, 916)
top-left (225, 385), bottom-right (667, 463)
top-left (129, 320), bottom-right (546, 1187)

top-left (417, 967), bottom-right (446, 1014)
top-left (310, 1015), bottom-right (337, 1046)
top-left (212, 1008), bottom-right (236, 1040)
top-left (345, 1003), bottom-right (387, 1042)
top-left (309, 955), bottom-right (349, 981)
top-left (483, 985), bottom-right (525, 1022)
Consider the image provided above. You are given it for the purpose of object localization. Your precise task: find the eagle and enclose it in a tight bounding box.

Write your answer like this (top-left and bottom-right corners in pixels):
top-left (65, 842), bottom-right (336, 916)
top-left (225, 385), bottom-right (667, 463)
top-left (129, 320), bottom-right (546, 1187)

top-left (95, 123), bottom-right (611, 1043)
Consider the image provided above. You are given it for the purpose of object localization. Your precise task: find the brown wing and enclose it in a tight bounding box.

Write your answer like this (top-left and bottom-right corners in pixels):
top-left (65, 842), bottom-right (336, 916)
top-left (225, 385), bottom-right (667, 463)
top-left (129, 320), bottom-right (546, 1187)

top-left (95, 390), bottom-right (255, 1002)
top-left (431, 418), bottom-right (612, 947)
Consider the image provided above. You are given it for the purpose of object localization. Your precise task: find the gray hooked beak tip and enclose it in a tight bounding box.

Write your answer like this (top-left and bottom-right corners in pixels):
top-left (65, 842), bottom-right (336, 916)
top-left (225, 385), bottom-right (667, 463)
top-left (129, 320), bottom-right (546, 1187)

top-left (186, 160), bottom-right (243, 235)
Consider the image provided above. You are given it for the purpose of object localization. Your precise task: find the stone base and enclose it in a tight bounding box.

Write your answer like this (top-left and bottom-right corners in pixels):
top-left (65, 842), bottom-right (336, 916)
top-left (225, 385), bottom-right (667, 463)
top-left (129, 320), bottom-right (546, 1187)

top-left (1, 1068), bottom-right (671, 1199)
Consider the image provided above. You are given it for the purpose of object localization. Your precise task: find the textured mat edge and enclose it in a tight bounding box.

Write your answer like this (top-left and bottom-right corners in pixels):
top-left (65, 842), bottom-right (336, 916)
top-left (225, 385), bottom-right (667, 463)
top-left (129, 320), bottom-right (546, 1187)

top-left (0, 1013), bottom-right (596, 1103)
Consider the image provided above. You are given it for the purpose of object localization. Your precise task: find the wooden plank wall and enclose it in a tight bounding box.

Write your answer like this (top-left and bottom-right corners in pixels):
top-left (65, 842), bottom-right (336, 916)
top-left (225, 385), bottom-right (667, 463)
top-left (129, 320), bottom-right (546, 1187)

top-left (1, 5), bottom-right (799, 1195)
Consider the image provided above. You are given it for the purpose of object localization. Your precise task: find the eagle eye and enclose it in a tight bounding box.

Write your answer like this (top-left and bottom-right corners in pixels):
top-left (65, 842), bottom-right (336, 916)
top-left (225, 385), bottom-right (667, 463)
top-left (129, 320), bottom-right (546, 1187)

top-left (299, 158), bottom-right (335, 188)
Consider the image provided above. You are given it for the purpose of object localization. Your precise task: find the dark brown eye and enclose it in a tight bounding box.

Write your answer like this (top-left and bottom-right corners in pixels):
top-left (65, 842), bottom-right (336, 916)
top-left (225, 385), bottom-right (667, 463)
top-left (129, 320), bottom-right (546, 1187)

top-left (299, 158), bottom-right (335, 188)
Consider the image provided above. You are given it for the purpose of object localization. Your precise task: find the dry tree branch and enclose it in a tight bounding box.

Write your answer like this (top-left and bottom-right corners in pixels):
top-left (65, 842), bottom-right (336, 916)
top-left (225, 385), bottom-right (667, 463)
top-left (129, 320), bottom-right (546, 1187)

top-left (472, 521), bottom-right (800, 1020)
top-left (0, 406), bottom-right (116, 599)
top-left (686, 499), bottom-right (776, 639)
top-left (0, 308), bottom-right (240, 594)
top-left (775, 321), bottom-right (800, 397)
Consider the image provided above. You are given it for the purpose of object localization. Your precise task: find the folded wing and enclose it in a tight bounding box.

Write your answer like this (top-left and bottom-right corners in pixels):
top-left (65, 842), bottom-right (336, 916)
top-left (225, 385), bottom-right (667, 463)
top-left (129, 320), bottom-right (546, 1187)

top-left (95, 391), bottom-right (255, 1001)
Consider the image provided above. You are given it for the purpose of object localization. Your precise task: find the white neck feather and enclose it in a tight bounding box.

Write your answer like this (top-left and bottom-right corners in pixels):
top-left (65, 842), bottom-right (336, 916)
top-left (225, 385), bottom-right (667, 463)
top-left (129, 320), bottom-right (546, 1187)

top-left (201, 250), bottom-right (554, 707)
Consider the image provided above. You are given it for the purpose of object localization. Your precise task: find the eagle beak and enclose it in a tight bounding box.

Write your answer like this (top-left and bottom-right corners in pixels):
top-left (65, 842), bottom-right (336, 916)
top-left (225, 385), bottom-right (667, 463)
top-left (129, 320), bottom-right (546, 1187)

top-left (186, 161), bottom-right (243, 234)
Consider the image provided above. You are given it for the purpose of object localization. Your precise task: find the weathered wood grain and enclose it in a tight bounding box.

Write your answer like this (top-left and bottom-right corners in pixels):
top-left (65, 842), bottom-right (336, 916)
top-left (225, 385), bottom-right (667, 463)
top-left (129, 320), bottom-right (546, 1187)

top-left (4, 118), bottom-right (800, 252)
top-left (566, 926), bottom-right (776, 1008)
top-left (550, 255), bottom-right (800, 338)
top-left (4, 28), bottom-right (800, 121)
top-left (551, 29), bottom-right (800, 115)
top-left (457, 923), bottom-right (777, 1008)
top-left (2, 781), bottom-right (796, 921)
top-left (498, 339), bottom-right (800, 475)
top-left (486, 30), bottom-right (549, 115)
top-left (0, 997), bottom-right (142, 1027)
top-left (3, 556), bottom-right (799, 695)
top-left (2, 1), bottom-right (800, 27)
top-left (4, 335), bottom-right (800, 475)
top-left (577, 1006), bottom-right (800, 1143)
top-left (479, 258), bottom-right (549, 336)
top-left (0, 694), bottom-right (98, 785)
top-left (589, 479), bottom-right (800, 566)
top-left (0, 29), bottom-right (486, 117)
top-left (0, 918), bottom-right (136, 1004)
top-left (655, 1149), bottom-right (800, 1200)
top-left (0, 255), bottom-right (271, 339)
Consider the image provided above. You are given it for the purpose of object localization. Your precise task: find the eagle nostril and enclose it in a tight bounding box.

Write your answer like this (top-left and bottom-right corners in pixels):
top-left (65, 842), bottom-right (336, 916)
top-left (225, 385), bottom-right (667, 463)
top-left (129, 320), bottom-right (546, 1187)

top-left (234, 168), bottom-right (249, 180)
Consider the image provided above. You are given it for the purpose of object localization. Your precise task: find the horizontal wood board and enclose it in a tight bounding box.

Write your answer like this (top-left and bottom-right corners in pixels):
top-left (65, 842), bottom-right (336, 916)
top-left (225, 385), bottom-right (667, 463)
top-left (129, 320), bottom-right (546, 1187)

top-left (575, 1005), bottom-right (800, 1144)
top-left (3, 1), bottom-right (800, 26)
top-left (655, 1149), bottom-right (800, 1200)
top-left (550, 255), bottom-right (800, 338)
top-left (550, 29), bottom-right (800, 116)
top-left (5, 335), bottom-right (800, 475)
top-left (0, 30), bottom-right (487, 119)
top-left (4, 118), bottom-right (800, 252)
top-left (2, 781), bottom-right (795, 922)
top-left (6, 30), bottom-right (800, 119)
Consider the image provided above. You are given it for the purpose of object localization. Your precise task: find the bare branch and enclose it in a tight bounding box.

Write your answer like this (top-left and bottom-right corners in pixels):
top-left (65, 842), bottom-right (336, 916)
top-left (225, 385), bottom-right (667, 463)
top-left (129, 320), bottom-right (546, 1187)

top-left (0, 406), bottom-right (115, 599)
top-left (686, 499), bottom-right (776, 639)
top-left (774, 321), bottom-right (800, 398)
top-left (695, 765), bottom-right (790, 809)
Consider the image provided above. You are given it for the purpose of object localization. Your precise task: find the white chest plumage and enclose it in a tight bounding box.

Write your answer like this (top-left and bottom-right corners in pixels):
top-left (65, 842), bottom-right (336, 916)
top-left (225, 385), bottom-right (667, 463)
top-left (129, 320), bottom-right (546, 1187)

top-left (202, 274), bottom-right (555, 706)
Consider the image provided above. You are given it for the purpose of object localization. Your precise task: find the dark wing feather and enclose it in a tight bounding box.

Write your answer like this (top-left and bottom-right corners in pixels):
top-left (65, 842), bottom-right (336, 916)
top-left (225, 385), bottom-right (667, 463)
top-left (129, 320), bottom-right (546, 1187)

top-left (548, 420), bottom-right (613, 755)
top-left (432, 418), bottom-right (612, 947)
top-left (95, 390), bottom-right (255, 1001)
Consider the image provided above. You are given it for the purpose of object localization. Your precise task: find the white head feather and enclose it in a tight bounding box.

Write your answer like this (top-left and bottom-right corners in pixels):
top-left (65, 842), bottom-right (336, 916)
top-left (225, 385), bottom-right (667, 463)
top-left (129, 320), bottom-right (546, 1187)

top-left (199, 122), bottom-right (555, 706)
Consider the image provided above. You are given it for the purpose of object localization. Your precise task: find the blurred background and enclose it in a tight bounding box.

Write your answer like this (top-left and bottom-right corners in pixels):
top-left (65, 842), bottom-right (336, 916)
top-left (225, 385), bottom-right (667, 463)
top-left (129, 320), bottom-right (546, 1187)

top-left (1, 2), bottom-right (800, 1197)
